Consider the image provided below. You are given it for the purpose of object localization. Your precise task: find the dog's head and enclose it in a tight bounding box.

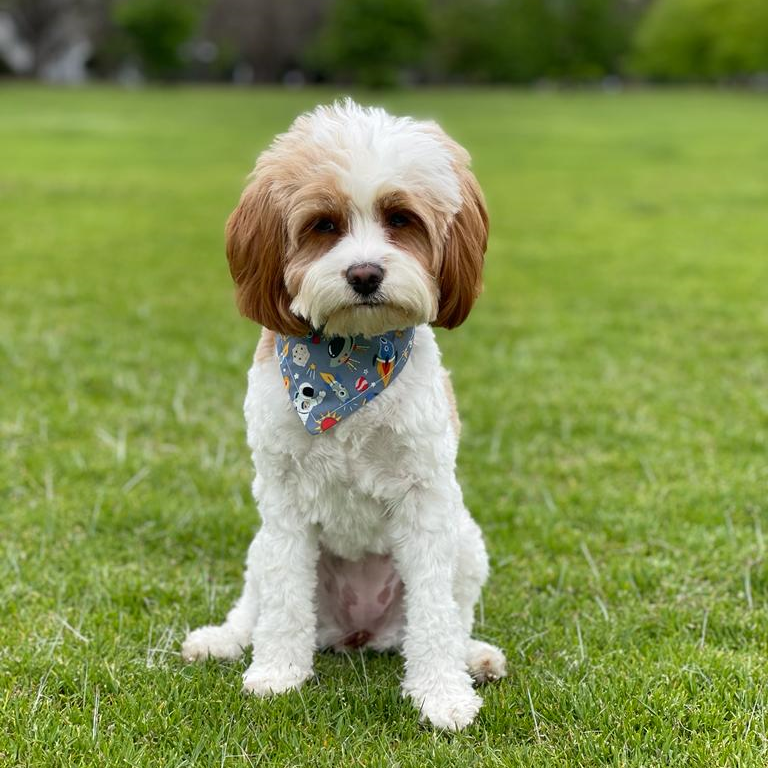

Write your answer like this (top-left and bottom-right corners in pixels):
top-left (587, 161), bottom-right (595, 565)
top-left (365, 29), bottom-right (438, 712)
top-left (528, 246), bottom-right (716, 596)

top-left (226, 100), bottom-right (488, 337)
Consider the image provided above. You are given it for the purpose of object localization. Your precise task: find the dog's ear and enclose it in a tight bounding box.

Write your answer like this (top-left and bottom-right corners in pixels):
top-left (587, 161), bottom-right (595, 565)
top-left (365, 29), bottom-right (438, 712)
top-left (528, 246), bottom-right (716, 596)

top-left (434, 153), bottom-right (488, 330)
top-left (226, 173), bottom-right (309, 335)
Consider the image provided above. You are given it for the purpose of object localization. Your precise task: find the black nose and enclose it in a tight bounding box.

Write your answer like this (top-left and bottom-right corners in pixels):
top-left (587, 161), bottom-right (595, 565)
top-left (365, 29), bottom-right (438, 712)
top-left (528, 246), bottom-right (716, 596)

top-left (346, 263), bottom-right (384, 296)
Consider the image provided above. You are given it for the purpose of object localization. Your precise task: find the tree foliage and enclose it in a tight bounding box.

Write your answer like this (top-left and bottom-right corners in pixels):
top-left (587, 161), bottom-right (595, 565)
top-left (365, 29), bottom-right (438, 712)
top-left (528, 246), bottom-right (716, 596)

top-left (309, 0), bottom-right (431, 87)
top-left (632, 0), bottom-right (768, 80)
top-left (432, 0), bottom-right (639, 83)
top-left (113, 0), bottom-right (203, 78)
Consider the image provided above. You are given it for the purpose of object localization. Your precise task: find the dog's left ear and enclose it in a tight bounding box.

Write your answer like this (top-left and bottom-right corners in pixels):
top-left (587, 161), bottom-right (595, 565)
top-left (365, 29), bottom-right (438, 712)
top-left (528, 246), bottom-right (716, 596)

top-left (434, 148), bottom-right (489, 330)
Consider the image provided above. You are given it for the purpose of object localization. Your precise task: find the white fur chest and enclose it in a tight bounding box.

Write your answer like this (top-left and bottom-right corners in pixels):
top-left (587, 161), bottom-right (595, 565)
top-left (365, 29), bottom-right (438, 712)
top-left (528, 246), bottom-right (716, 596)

top-left (242, 325), bottom-right (456, 560)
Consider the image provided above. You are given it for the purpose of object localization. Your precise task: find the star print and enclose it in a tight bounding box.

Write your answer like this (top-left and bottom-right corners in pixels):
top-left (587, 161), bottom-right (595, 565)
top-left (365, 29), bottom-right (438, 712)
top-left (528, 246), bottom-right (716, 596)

top-left (363, 368), bottom-right (368, 375)
top-left (294, 373), bottom-right (299, 379)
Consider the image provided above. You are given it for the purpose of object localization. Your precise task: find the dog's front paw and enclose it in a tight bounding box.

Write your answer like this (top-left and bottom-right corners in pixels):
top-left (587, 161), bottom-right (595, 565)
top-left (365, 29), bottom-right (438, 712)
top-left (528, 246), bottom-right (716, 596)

top-left (242, 662), bottom-right (312, 697)
top-left (181, 625), bottom-right (248, 662)
top-left (404, 675), bottom-right (482, 730)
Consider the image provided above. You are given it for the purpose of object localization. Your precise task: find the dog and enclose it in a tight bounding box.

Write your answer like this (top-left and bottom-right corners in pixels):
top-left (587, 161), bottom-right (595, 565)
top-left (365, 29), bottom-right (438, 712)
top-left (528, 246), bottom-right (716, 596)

top-left (181, 99), bottom-right (506, 730)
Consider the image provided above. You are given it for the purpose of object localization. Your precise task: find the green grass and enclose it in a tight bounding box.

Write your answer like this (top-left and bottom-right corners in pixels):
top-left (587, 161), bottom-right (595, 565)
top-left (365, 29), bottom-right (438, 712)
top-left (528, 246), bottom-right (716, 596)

top-left (2, 85), bottom-right (768, 767)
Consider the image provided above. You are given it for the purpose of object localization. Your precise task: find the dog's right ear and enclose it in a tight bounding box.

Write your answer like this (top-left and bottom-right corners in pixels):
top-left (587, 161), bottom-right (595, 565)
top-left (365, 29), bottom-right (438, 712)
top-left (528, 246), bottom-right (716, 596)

top-left (225, 173), bottom-right (308, 335)
top-left (433, 161), bottom-right (488, 330)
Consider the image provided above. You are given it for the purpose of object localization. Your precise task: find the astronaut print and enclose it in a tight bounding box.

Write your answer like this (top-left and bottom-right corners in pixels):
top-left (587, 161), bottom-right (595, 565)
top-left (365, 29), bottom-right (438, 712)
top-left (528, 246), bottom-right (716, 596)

top-left (276, 327), bottom-right (416, 434)
top-left (292, 382), bottom-right (326, 425)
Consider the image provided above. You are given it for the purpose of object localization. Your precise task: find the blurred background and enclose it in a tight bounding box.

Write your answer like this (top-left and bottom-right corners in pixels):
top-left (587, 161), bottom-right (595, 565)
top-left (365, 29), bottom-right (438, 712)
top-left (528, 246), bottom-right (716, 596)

top-left (2, 0), bottom-right (768, 88)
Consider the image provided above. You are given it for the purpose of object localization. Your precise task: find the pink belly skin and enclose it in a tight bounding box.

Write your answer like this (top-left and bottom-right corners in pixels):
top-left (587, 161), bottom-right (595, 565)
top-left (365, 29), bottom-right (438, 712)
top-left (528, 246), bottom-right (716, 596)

top-left (316, 548), bottom-right (404, 651)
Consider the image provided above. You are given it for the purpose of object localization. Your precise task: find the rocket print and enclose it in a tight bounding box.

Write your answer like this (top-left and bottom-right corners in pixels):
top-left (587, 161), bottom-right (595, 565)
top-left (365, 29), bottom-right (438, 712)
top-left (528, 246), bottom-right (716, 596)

top-left (319, 372), bottom-right (350, 402)
top-left (278, 338), bottom-right (290, 364)
top-left (374, 336), bottom-right (397, 388)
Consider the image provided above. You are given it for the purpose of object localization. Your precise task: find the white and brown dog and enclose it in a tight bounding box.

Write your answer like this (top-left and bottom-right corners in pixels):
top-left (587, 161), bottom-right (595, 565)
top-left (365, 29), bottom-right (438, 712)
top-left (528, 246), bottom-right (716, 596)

top-left (182, 100), bottom-right (506, 730)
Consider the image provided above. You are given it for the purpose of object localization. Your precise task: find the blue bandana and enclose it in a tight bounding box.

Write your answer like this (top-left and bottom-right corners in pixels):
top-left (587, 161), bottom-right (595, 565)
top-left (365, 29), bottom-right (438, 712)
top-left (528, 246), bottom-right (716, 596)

top-left (275, 328), bottom-right (416, 434)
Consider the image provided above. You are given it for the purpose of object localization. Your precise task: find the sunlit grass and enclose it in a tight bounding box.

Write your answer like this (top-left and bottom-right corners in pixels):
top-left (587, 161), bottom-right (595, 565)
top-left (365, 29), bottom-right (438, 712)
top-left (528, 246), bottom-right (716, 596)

top-left (2, 85), bottom-right (768, 766)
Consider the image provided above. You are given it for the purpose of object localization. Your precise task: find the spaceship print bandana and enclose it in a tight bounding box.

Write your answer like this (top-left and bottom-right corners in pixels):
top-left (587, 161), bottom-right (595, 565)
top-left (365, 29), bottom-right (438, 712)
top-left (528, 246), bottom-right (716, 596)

top-left (275, 327), bottom-right (416, 434)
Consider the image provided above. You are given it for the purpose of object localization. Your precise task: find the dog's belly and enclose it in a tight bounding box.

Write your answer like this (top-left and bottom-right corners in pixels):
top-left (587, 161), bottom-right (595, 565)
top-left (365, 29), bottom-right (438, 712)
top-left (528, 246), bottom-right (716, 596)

top-left (305, 478), bottom-right (405, 650)
top-left (315, 546), bottom-right (405, 651)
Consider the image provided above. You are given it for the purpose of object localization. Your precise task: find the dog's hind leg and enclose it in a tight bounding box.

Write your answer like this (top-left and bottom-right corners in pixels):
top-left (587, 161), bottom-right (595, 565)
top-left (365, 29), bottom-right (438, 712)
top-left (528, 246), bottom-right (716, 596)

top-left (181, 538), bottom-right (261, 662)
top-left (453, 514), bottom-right (507, 684)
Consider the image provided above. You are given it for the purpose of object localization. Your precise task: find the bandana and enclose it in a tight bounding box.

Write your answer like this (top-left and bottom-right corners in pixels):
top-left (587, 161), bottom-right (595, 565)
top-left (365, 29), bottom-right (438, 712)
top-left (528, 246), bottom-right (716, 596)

top-left (275, 327), bottom-right (416, 434)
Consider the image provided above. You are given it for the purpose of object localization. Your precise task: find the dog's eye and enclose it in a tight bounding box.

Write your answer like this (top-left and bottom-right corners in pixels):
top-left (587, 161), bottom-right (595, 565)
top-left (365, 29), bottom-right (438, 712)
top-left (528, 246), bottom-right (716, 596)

top-left (388, 212), bottom-right (410, 228)
top-left (313, 218), bottom-right (336, 233)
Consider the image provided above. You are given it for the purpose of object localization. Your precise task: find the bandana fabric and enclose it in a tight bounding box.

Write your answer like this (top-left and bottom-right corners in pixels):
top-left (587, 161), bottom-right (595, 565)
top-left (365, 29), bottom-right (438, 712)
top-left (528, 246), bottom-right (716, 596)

top-left (275, 327), bottom-right (416, 434)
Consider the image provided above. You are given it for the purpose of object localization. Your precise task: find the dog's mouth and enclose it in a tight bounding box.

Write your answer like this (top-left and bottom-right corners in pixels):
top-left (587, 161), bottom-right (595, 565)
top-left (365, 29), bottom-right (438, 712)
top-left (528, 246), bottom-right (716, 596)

top-left (292, 271), bottom-right (436, 337)
top-left (322, 302), bottom-right (422, 337)
top-left (339, 289), bottom-right (396, 312)
top-left (355, 294), bottom-right (385, 307)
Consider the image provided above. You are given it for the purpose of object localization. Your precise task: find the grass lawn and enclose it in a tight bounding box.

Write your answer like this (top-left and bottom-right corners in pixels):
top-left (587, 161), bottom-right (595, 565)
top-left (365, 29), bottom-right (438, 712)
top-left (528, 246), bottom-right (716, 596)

top-left (2, 85), bottom-right (768, 766)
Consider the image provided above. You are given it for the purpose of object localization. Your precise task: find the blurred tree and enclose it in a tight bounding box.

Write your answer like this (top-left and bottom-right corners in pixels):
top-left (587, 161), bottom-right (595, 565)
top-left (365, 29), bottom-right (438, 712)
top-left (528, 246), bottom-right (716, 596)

top-left (432, 0), bottom-right (550, 82)
top-left (309, 0), bottom-right (431, 87)
top-left (113, 0), bottom-right (204, 78)
top-left (9, 0), bottom-right (768, 85)
top-left (632, 0), bottom-right (768, 80)
top-left (433, 0), bottom-right (641, 83)
top-left (549, 0), bottom-right (641, 79)
top-left (4, 0), bottom-right (106, 78)
top-left (206, 0), bottom-right (330, 82)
